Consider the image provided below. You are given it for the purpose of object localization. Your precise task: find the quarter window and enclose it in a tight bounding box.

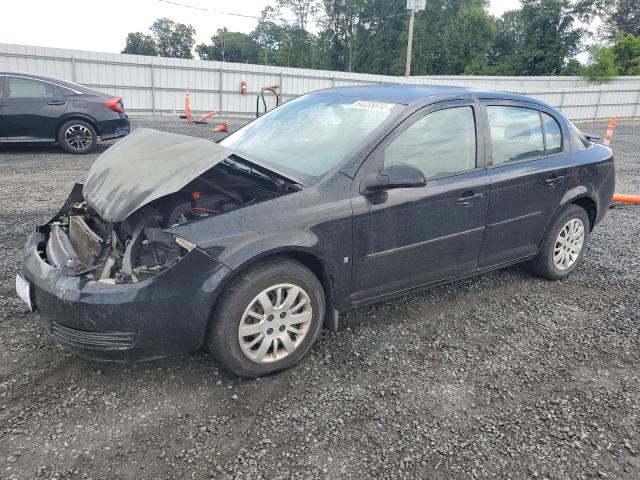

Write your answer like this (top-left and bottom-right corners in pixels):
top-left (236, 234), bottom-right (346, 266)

top-left (542, 112), bottom-right (562, 154)
top-left (383, 106), bottom-right (476, 178)
top-left (6, 77), bottom-right (54, 98)
top-left (487, 106), bottom-right (544, 164)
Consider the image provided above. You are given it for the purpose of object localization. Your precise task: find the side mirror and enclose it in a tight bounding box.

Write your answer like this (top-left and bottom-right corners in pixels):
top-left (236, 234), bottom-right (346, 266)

top-left (361, 162), bottom-right (426, 194)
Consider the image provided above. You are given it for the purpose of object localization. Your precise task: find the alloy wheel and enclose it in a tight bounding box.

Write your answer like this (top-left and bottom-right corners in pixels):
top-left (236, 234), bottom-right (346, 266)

top-left (64, 124), bottom-right (93, 151)
top-left (553, 218), bottom-right (585, 270)
top-left (238, 283), bottom-right (313, 363)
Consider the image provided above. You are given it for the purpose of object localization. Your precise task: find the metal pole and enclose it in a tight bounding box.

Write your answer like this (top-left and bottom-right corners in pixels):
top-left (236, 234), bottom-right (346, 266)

top-left (71, 57), bottom-right (77, 82)
top-left (218, 68), bottom-right (223, 111)
top-left (150, 63), bottom-right (156, 115)
top-left (405, 9), bottom-right (415, 77)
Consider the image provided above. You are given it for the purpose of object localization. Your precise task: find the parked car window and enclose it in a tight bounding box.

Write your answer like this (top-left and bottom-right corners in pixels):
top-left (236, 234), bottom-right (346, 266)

top-left (568, 121), bottom-right (590, 150)
top-left (542, 112), bottom-right (562, 154)
top-left (7, 77), bottom-right (54, 97)
top-left (220, 93), bottom-right (403, 185)
top-left (487, 106), bottom-right (544, 164)
top-left (383, 106), bottom-right (476, 177)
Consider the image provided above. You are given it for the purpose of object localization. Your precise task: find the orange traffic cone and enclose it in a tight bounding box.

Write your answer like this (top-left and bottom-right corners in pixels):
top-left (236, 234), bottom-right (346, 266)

top-left (184, 87), bottom-right (193, 123)
top-left (603, 117), bottom-right (617, 146)
top-left (212, 122), bottom-right (229, 133)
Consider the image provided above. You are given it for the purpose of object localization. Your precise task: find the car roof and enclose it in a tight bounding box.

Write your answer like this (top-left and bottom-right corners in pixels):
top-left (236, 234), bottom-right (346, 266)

top-left (311, 84), bottom-right (548, 108)
top-left (0, 70), bottom-right (105, 95)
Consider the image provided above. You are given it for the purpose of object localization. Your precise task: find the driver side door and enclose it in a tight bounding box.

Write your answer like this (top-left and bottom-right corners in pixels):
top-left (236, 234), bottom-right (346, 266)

top-left (350, 101), bottom-right (491, 303)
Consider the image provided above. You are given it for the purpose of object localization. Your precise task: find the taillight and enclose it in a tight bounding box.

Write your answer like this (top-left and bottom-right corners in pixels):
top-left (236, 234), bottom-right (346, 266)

top-left (105, 97), bottom-right (124, 113)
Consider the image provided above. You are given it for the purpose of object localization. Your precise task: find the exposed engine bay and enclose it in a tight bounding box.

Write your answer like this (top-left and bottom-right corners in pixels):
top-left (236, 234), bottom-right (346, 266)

top-left (43, 159), bottom-right (298, 283)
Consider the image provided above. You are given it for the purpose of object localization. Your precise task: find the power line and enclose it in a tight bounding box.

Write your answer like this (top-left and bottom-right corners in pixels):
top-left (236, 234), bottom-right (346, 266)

top-left (157, 0), bottom-right (406, 27)
top-left (351, 1), bottom-right (405, 69)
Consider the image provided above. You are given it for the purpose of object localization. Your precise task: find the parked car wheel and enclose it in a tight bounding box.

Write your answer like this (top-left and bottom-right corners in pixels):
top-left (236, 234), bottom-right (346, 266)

top-left (208, 257), bottom-right (325, 378)
top-left (58, 120), bottom-right (98, 154)
top-left (528, 204), bottom-right (590, 280)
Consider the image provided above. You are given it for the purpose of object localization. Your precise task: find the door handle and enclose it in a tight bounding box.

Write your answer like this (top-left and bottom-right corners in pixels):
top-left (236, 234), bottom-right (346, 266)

top-left (545, 174), bottom-right (566, 187)
top-left (47, 100), bottom-right (66, 106)
top-left (457, 192), bottom-right (483, 206)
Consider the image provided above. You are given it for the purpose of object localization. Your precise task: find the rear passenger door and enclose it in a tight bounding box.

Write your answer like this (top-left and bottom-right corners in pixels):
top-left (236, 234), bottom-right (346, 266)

top-left (478, 102), bottom-right (573, 268)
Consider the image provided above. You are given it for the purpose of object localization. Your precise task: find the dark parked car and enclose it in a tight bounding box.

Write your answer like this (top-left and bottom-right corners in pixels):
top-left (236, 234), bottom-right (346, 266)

top-left (17, 85), bottom-right (614, 377)
top-left (0, 71), bottom-right (129, 154)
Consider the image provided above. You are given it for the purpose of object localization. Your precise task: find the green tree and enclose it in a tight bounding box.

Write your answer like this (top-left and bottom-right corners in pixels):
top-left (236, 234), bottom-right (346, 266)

top-left (251, 6), bottom-right (318, 67)
top-left (487, 10), bottom-right (525, 74)
top-left (121, 32), bottom-right (157, 56)
top-left (150, 18), bottom-right (196, 59)
top-left (611, 33), bottom-right (640, 74)
top-left (443, 4), bottom-right (496, 74)
top-left (196, 28), bottom-right (261, 63)
top-left (277, 0), bottom-right (321, 30)
top-left (574, 0), bottom-right (640, 40)
top-left (486, 0), bottom-right (583, 75)
top-left (582, 45), bottom-right (619, 82)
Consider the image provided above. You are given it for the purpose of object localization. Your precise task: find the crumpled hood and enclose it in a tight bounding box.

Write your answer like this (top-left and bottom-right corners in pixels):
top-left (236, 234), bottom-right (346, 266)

top-left (83, 128), bottom-right (232, 223)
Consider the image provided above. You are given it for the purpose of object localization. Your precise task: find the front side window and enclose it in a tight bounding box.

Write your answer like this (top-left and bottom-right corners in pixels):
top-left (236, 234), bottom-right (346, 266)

top-left (7, 77), bottom-right (54, 98)
top-left (487, 106), bottom-right (544, 165)
top-left (383, 106), bottom-right (477, 178)
top-left (220, 94), bottom-right (403, 185)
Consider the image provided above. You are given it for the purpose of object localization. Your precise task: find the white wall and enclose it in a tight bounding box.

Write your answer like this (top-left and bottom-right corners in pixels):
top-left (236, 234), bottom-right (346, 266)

top-left (2, 43), bottom-right (639, 120)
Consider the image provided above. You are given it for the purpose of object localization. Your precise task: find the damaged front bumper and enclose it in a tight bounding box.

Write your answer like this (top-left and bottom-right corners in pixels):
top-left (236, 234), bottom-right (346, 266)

top-left (20, 228), bottom-right (230, 362)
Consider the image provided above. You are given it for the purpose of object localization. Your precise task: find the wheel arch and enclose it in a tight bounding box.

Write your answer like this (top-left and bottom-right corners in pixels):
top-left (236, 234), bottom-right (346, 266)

top-left (206, 247), bottom-right (338, 336)
top-left (56, 114), bottom-right (101, 139)
top-left (570, 196), bottom-right (597, 231)
top-left (559, 186), bottom-right (598, 231)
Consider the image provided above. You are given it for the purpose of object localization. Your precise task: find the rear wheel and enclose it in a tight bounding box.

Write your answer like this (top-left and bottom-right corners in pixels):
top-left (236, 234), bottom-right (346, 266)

top-left (208, 258), bottom-right (325, 378)
top-left (528, 204), bottom-right (590, 280)
top-left (58, 120), bottom-right (97, 154)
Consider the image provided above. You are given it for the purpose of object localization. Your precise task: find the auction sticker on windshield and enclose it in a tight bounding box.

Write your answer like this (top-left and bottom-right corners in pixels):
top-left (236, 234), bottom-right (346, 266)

top-left (348, 100), bottom-right (396, 112)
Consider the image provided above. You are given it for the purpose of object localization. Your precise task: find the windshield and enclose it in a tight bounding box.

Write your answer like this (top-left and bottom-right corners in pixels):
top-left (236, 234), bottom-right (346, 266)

top-left (220, 93), bottom-right (403, 185)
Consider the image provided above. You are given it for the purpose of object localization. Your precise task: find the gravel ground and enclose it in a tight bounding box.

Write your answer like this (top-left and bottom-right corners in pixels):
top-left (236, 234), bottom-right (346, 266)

top-left (0, 117), bottom-right (639, 480)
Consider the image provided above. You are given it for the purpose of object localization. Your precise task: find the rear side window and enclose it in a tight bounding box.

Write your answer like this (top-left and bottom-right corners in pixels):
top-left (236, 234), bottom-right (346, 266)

top-left (568, 121), bottom-right (590, 150)
top-left (383, 106), bottom-right (476, 178)
top-left (487, 106), bottom-right (544, 164)
top-left (542, 112), bottom-right (562, 154)
top-left (6, 77), bottom-right (54, 98)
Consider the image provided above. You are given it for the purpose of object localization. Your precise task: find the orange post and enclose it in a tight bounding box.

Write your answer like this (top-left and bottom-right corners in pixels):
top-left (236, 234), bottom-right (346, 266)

top-left (612, 194), bottom-right (640, 204)
top-left (603, 117), bottom-right (617, 146)
top-left (184, 87), bottom-right (193, 123)
top-left (198, 110), bottom-right (221, 122)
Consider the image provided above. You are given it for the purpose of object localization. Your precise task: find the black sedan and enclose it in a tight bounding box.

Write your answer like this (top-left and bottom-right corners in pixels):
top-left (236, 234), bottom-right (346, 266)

top-left (17, 85), bottom-right (615, 377)
top-left (0, 71), bottom-right (130, 154)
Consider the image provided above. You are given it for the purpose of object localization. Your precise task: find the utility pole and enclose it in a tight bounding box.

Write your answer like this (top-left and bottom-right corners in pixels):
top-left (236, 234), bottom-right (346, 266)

top-left (405, 8), bottom-right (415, 76)
top-left (405, 0), bottom-right (425, 77)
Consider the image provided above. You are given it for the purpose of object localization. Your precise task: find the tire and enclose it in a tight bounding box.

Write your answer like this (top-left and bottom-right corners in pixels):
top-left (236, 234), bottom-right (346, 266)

top-left (208, 257), bottom-right (325, 378)
top-left (57, 119), bottom-right (97, 154)
top-left (528, 204), bottom-right (590, 280)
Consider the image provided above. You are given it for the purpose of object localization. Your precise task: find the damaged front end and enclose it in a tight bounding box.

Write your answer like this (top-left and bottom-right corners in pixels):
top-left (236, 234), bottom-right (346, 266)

top-left (44, 164), bottom-right (294, 284)
top-left (20, 128), bottom-right (300, 360)
top-left (39, 128), bottom-right (299, 284)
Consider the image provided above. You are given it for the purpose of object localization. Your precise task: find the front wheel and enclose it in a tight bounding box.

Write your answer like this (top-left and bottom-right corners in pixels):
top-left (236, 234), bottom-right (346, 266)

top-left (58, 120), bottom-right (97, 154)
top-left (528, 204), bottom-right (590, 280)
top-left (208, 258), bottom-right (325, 378)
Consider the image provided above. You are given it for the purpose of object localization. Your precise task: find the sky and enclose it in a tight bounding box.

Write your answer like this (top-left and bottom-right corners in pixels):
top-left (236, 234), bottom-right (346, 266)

top-left (2, 0), bottom-right (523, 54)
